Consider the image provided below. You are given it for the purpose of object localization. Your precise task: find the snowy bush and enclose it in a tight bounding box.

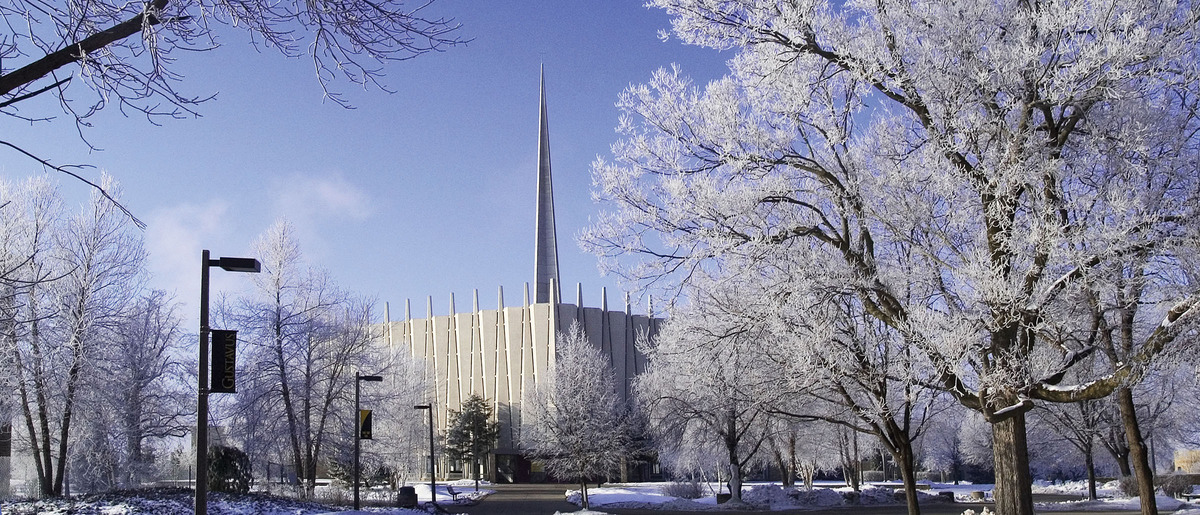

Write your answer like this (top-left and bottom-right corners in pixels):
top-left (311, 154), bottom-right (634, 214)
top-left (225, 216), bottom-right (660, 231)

top-left (856, 486), bottom-right (902, 505)
top-left (1118, 476), bottom-right (1139, 497)
top-left (789, 487), bottom-right (844, 507)
top-left (661, 481), bottom-right (702, 499)
top-left (1162, 475), bottom-right (1194, 498)
top-left (961, 509), bottom-right (994, 515)
top-left (741, 485), bottom-right (791, 506)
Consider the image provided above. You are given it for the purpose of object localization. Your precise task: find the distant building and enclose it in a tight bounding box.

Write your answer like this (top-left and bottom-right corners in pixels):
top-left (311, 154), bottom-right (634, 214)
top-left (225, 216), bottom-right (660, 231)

top-left (1175, 449), bottom-right (1200, 473)
top-left (379, 68), bottom-right (660, 483)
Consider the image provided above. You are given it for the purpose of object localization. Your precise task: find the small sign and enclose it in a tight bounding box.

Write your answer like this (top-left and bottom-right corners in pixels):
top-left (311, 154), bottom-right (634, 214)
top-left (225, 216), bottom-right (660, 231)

top-left (359, 410), bottom-right (373, 440)
top-left (210, 330), bottom-right (237, 393)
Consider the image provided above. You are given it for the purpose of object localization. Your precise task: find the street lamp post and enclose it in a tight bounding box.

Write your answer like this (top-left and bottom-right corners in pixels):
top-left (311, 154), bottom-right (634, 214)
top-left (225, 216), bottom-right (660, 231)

top-left (196, 250), bottom-right (260, 515)
top-left (354, 373), bottom-right (383, 510)
top-left (414, 404), bottom-right (435, 508)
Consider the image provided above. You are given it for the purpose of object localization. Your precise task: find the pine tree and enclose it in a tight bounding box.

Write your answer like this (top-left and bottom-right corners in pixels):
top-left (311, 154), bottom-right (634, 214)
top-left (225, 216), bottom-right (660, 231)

top-left (444, 394), bottom-right (499, 490)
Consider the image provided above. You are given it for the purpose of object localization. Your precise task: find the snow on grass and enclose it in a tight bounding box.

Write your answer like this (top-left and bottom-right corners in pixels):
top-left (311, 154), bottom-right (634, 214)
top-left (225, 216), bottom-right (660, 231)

top-left (564, 481), bottom-right (967, 511)
top-left (563, 480), bottom-right (1200, 512)
top-left (1035, 494), bottom-right (1189, 512)
top-left (1032, 479), bottom-right (1120, 497)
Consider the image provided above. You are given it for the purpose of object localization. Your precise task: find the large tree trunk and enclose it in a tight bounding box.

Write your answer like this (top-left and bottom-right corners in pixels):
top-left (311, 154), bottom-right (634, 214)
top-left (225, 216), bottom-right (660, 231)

top-left (992, 412), bottom-right (1035, 515)
top-left (1117, 387), bottom-right (1158, 515)
top-left (895, 443), bottom-right (922, 515)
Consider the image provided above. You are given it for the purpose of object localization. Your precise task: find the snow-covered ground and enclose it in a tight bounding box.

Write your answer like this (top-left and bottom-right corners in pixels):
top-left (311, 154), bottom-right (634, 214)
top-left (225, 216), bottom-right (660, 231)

top-left (0, 483), bottom-right (493, 515)
top-left (562, 480), bottom-right (1200, 512)
top-left (1030, 479), bottom-right (1199, 513)
top-left (564, 481), bottom-right (962, 511)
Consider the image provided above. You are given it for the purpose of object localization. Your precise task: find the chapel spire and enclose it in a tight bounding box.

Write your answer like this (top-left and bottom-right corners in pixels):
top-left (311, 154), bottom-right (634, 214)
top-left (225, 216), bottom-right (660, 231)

top-left (534, 65), bottom-right (560, 304)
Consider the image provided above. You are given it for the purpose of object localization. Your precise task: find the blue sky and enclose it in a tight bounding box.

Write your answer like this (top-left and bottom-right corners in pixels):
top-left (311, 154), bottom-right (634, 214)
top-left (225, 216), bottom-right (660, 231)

top-left (0, 1), bottom-right (728, 323)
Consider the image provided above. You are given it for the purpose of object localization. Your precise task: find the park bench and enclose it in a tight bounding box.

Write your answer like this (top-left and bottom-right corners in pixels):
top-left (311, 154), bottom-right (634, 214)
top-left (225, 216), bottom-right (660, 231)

top-left (446, 485), bottom-right (461, 502)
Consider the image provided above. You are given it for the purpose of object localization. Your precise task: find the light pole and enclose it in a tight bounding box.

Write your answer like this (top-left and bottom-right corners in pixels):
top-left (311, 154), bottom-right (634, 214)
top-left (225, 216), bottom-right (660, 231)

top-left (354, 373), bottom-right (383, 510)
top-left (414, 404), bottom-right (436, 508)
top-left (196, 250), bottom-right (260, 515)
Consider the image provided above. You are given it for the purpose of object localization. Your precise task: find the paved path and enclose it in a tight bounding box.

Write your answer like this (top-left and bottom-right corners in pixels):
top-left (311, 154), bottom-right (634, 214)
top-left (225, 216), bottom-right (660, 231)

top-left (443, 484), bottom-right (579, 515)
top-left (454, 484), bottom-right (1190, 515)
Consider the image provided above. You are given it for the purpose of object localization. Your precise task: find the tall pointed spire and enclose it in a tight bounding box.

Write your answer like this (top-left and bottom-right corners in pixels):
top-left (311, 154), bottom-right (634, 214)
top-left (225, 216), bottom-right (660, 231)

top-left (534, 65), bottom-right (561, 304)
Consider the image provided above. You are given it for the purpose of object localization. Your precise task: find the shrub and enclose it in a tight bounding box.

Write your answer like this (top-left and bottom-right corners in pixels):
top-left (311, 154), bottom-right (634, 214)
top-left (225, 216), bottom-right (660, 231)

top-left (208, 445), bottom-right (252, 494)
top-left (1161, 475), bottom-right (1193, 498)
top-left (661, 480), bottom-right (703, 499)
top-left (1118, 476), bottom-right (1139, 498)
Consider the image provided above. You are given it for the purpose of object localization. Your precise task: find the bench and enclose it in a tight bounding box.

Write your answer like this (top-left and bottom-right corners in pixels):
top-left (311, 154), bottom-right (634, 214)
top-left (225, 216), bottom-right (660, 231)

top-left (446, 485), bottom-right (460, 502)
top-left (1181, 493), bottom-right (1200, 502)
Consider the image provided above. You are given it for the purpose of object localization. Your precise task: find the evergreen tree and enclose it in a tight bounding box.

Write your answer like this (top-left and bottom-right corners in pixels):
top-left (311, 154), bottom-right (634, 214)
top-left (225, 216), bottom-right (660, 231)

top-left (444, 394), bottom-right (499, 490)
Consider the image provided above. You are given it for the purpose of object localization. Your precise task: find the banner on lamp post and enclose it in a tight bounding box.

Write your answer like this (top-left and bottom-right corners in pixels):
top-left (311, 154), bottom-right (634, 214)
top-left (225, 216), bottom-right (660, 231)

top-left (359, 410), bottom-right (373, 440)
top-left (210, 330), bottom-right (237, 393)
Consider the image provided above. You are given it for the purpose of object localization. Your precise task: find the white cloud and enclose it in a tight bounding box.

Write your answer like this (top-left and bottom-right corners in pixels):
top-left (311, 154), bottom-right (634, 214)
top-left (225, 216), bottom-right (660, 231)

top-left (271, 173), bottom-right (373, 223)
top-left (266, 172), bottom-right (374, 263)
top-left (143, 200), bottom-right (234, 323)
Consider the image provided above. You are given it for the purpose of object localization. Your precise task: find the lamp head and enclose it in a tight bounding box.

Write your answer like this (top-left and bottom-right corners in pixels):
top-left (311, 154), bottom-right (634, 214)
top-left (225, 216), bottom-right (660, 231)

top-left (214, 257), bottom-right (261, 273)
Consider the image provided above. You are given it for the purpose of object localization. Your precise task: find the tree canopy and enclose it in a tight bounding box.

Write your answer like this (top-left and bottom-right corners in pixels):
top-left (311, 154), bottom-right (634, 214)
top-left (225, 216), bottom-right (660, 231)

top-left (586, 1), bottom-right (1200, 514)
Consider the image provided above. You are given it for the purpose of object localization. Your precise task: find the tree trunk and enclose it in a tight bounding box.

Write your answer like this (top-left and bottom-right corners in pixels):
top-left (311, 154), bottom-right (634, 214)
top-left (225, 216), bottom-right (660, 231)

top-left (992, 412), bottom-right (1035, 515)
top-left (729, 461), bottom-right (743, 503)
top-left (724, 417), bottom-right (743, 503)
top-left (787, 433), bottom-right (797, 487)
top-left (893, 439), bottom-right (922, 515)
top-left (1084, 441), bottom-right (1097, 501)
top-left (1108, 434), bottom-right (1133, 477)
top-left (580, 478), bottom-right (589, 509)
top-left (852, 431), bottom-right (861, 491)
top-left (1117, 387), bottom-right (1157, 515)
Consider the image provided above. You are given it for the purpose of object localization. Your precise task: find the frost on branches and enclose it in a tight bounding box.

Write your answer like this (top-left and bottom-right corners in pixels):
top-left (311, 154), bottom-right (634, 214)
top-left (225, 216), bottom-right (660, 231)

top-left (522, 323), bottom-right (629, 510)
top-left (585, 1), bottom-right (1200, 515)
top-left (636, 294), bottom-right (783, 506)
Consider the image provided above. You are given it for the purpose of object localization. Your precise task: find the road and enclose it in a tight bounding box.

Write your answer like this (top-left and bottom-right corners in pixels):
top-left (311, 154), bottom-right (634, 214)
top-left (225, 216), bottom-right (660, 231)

top-left (447, 484), bottom-right (1191, 515)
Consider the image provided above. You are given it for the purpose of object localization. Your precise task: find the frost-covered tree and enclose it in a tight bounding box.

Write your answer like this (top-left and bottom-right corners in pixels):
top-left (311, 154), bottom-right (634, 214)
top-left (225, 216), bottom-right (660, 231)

top-left (586, 1), bottom-right (1200, 513)
top-left (655, 271), bottom-right (940, 513)
top-left (523, 322), bottom-right (628, 510)
top-left (637, 298), bottom-right (781, 505)
top-left (68, 290), bottom-right (190, 491)
top-left (108, 290), bottom-right (191, 485)
top-left (444, 394), bottom-right (499, 490)
top-left (8, 176), bottom-right (144, 496)
top-left (1031, 356), bottom-right (1111, 500)
top-left (359, 347), bottom-right (431, 488)
top-left (224, 219), bottom-right (380, 498)
top-left (919, 405), bottom-right (967, 484)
